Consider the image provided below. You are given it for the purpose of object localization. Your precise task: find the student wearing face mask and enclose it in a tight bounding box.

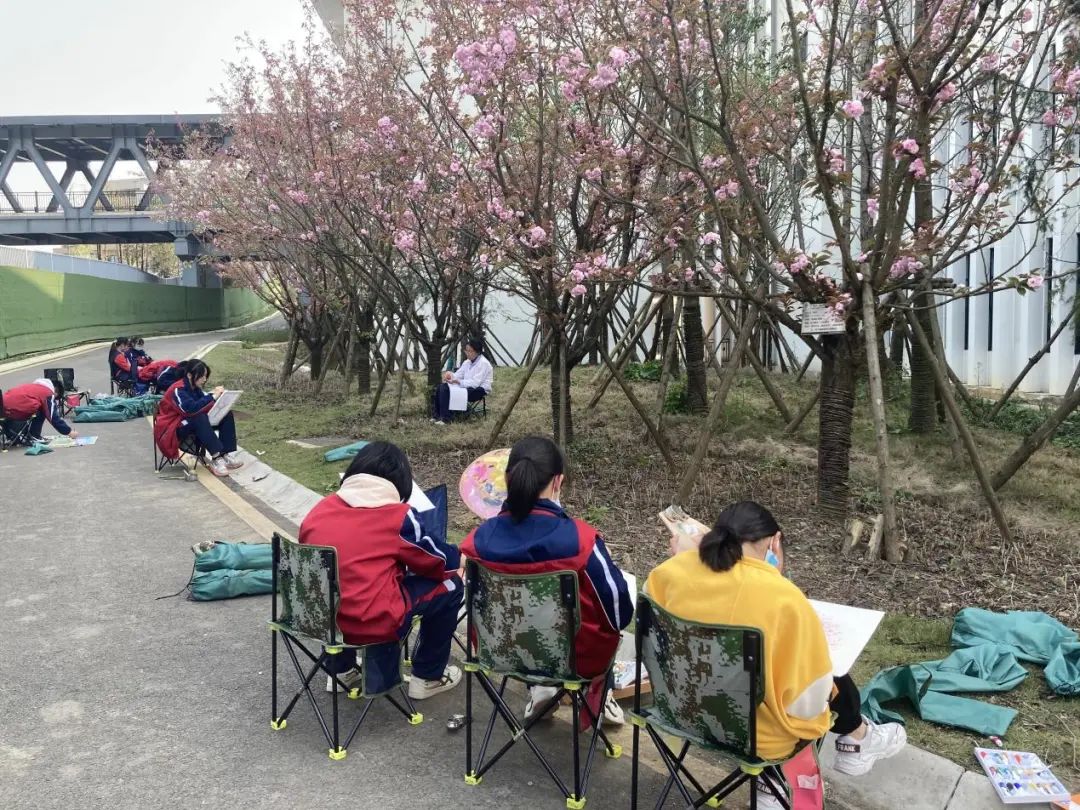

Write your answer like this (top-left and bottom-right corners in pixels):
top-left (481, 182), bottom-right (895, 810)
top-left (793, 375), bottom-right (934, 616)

top-left (648, 501), bottom-right (906, 809)
top-left (460, 435), bottom-right (633, 726)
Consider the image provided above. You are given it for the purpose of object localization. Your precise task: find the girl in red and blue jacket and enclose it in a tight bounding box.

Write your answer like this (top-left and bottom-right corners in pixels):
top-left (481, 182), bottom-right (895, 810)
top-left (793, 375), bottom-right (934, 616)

top-left (153, 360), bottom-right (242, 478)
top-left (299, 441), bottom-right (464, 700)
top-left (460, 435), bottom-right (633, 725)
top-left (109, 337), bottom-right (132, 382)
top-left (2, 378), bottom-right (78, 443)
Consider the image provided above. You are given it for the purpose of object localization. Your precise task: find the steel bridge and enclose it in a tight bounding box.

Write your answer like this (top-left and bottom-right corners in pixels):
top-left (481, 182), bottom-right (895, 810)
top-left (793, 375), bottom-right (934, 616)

top-left (0, 115), bottom-right (225, 259)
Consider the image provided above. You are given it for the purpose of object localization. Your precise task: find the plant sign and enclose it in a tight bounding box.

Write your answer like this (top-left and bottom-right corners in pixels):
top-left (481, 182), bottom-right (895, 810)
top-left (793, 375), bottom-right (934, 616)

top-left (800, 303), bottom-right (847, 335)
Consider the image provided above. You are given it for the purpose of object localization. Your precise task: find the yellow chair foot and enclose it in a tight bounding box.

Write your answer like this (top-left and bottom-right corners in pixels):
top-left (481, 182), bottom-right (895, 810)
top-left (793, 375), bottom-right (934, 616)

top-left (270, 718), bottom-right (287, 731)
top-left (408, 712), bottom-right (424, 725)
top-left (705, 797), bottom-right (722, 808)
top-left (604, 743), bottom-right (623, 759)
top-left (566, 796), bottom-right (586, 810)
top-left (740, 764), bottom-right (763, 776)
top-left (464, 772), bottom-right (483, 786)
top-left (403, 659), bottom-right (412, 667)
top-left (328, 747), bottom-right (347, 761)
top-left (347, 688), bottom-right (360, 700)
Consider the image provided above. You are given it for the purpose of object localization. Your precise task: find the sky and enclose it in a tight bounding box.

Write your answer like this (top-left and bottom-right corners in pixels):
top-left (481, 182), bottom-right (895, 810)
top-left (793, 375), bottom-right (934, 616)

top-left (1, 0), bottom-right (313, 198)
top-left (1, 0), bottom-right (311, 116)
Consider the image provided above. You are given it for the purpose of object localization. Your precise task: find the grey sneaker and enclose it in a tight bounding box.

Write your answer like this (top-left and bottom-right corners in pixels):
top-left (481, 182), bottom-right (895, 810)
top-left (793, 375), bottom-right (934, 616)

top-left (407, 665), bottom-right (462, 699)
top-left (223, 453), bottom-right (244, 470)
top-left (325, 666), bottom-right (363, 693)
top-left (208, 457), bottom-right (231, 477)
top-left (524, 685), bottom-right (560, 721)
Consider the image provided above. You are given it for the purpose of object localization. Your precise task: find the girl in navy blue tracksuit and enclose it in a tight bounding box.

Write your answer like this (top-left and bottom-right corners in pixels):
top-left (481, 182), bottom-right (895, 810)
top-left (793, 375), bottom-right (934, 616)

top-left (461, 435), bottom-right (633, 726)
top-left (163, 359), bottom-right (243, 478)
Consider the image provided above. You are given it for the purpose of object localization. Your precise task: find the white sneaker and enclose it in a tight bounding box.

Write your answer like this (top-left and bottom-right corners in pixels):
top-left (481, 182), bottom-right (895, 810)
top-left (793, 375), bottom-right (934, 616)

top-left (223, 452), bottom-right (244, 470)
top-left (325, 666), bottom-right (362, 693)
top-left (524, 685), bottom-right (561, 721)
top-left (602, 692), bottom-right (625, 726)
top-left (208, 457), bottom-right (231, 477)
top-left (833, 719), bottom-right (907, 776)
top-left (407, 665), bottom-right (462, 699)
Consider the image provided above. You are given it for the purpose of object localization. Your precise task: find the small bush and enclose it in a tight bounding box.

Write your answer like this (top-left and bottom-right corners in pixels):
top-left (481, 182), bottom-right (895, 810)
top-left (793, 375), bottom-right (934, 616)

top-left (664, 378), bottom-right (689, 414)
top-left (624, 360), bottom-right (662, 382)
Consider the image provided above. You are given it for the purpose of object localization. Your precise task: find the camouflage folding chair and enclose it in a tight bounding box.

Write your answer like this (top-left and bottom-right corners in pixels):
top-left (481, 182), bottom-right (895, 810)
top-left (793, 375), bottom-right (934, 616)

top-left (269, 533), bottom-right (423, 760)
top-left (463, 560), bottom-right (621, 810)
top-left (629, 594), bottom-right (805, 810)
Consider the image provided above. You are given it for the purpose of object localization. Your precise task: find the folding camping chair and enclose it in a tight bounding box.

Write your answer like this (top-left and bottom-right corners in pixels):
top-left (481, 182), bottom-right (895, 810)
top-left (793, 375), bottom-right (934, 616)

top-left (109, 360), bottom-right (135, 397)
top-left (43, 368), bottom-right (89, 416)
top-left (152, 406), bottom-right (204, 481)
top-left (629, 594), bottom-right (815, 810)
top-left (463, 560), bottom-right (621, 810)
top-left (0, 389), bottom-right (34, 449)
top-left (466, 395), bottom-right (487, 419)
top-left (269, 533), bottom-right (424, 760)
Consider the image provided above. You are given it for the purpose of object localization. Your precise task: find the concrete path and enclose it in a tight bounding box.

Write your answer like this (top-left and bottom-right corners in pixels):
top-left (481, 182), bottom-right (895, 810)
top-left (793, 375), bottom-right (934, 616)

top-left (1, 327), bottom-right (1016, 810)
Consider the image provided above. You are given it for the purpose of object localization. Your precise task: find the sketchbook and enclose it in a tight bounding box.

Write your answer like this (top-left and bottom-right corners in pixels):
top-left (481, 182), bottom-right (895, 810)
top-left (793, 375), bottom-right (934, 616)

top-left (208, 390), bottom-right (242, 426)
top-left (808, 599), bottom-right (884, 676)
top-left (447, 384), bottom-right (469, 412)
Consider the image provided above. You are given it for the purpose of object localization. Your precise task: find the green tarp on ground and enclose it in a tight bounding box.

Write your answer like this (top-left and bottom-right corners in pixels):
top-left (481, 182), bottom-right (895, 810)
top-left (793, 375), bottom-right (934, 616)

top-left (324, 440), bottom-right (368, 463)
top-left (187, 541), bottom-right (273, 601)
top-left (73, 394), bottom-right (162, 422)
top-left (861, 608), bottom-right (1080, 736)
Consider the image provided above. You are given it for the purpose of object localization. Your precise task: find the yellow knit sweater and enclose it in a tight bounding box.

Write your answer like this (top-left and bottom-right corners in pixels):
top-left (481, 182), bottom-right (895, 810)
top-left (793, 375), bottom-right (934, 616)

top-left (645, 551), bottom-right (833, 760)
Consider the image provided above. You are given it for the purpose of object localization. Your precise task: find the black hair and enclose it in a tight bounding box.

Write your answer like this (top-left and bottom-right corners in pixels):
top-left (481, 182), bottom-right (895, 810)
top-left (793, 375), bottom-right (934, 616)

top-left (133, 336), bottom-right (145, 346)
top-left (699, 501), bottom-right (782, 573)
top-left (344, 441), bottom-right (413, 501)
top-left (465, 337), bottom-right (485, 355)
top-left (112, 336), bottom-right (129, 349)
top-left (505, 435), bottom-right (564, 523)
top-left (182, 359), bottom-right (211, 386)
top-left (51, 379), bottom-right (64, 398)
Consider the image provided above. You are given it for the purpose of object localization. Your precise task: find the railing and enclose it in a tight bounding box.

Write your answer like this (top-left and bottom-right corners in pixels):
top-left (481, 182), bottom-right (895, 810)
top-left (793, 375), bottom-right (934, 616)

top-left (0, 189), bottom-right (163, 215)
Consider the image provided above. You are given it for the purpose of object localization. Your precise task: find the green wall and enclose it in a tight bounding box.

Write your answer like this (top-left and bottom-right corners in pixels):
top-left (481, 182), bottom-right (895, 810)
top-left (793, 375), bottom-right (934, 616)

top-left (0, 265), bottom-right (273, 360)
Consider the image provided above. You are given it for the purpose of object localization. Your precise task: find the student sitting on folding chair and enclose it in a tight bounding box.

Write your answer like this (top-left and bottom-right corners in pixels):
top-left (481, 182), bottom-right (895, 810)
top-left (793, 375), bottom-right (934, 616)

top-left (461, 435), bottom-right (633, 728)
top-left (645, 501), bottom-right (906, 809)
top-left (270, 532), bottom-right (427, 761)
top-left (154, 360), bottom-right (243, 478)
top-left (139, 358), bottom-right (179, 394)
top-left (0, 378), bottom-right (79, 446)
top-left (299, 441), bottom-right (464, 702)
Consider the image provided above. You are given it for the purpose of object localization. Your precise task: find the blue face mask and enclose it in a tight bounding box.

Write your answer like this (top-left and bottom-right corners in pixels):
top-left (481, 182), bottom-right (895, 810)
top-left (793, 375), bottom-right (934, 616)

top-left (765, 548), bottom-right (780, 568)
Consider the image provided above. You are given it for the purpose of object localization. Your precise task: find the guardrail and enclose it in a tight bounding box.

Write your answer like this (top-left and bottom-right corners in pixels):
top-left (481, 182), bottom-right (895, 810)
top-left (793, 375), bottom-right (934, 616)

top-left (0, 189), bottom-right (162, 214)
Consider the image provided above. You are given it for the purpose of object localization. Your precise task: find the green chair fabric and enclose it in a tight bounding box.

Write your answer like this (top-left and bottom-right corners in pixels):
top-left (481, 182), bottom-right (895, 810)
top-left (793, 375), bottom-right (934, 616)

top-left (470, 564), bottom-right (581, 684)
top-left (269, 533), bottom-right (422, 760)
top-left (629, 594), bottom-right (795, 810)
top-left (463, 560), bottom-right (620, 809)
top-left (1045, 642), bottom-right (1080, 696)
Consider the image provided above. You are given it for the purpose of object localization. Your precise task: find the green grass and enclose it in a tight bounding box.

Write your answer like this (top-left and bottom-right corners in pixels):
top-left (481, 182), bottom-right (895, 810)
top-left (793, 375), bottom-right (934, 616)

top-left (204, 340), bottom-right (1080, 784)
top-left (854, 615), bottom-right (1079, 785)
top-left (234, 327), bottom-right (293, 348)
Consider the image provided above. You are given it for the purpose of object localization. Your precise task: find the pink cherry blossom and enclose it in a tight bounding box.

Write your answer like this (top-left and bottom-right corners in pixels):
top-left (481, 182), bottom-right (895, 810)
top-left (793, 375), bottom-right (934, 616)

top-left (609, 46), bottom-right (630, 68)
top-left (583, 167), bottom-right (603, 181)
top-left (976, 182), bottom-right (989, 195)
top-left (701, 231), bottom-right (721, 245)
top-left (840, 99), bottom-right (864, 118)
top-left (1026, 274), bottom-right (1044, 289)
top-left (866, 197), bottom-right (879, 222)
top-left (910, 158), bottom-right (927, 179)
top-left (1042, 110), bottom-right (1058, 127)
top-left (589, 64), bottom-right (618, 90)
top-left (901, 138), bottom-right (920, 155)
top-left (570, 283), bottom-right (588, 296)
top-left (527, 225), bottom-right (548, 245)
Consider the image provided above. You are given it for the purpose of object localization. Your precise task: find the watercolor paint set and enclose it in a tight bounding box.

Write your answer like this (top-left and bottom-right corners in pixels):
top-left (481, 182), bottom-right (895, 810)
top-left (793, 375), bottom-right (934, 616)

top-left (975, 748), bottom-right (1070, 805)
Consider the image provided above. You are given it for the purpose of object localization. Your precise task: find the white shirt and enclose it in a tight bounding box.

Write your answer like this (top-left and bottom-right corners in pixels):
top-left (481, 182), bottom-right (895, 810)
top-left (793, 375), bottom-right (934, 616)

top-left (452, 355), bottom-right (493, 393)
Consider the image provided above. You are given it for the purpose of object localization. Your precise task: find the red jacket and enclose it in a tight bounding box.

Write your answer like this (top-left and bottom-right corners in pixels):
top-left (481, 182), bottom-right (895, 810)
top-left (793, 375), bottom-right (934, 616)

top-left (139, 359), bottom-right (178, 383)
top-left (2, 382), bottom-right (73, 435)
top-left (461, 500), bottom-right (633, 679)
top-left (299, 474), bottom-right (461, 644)
top-left (153, 379), bottom-right (212, 460)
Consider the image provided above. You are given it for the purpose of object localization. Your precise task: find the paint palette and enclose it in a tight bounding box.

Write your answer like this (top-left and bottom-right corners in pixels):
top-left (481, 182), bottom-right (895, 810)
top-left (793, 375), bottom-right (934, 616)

top-left (458, 448), bottom-right (510, 519)
top-left (975, 748), bottom-right (1070, 804)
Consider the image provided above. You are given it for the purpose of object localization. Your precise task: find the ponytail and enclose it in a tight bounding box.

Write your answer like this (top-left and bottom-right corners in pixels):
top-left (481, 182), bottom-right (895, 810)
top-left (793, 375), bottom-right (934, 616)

top-left (699, 500), bottom-right (781, 572)
top-left (699, 525), bottom-right (743, 572)
top-left (505, 435), bottom-right (564, 523)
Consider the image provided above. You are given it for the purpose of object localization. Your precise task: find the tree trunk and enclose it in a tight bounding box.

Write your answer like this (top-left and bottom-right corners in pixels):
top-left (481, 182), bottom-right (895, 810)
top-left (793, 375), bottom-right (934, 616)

top-left (308, 342), bottom-right (324, 382)
top-left (659, 296), bottom-right (679, 376)
top-left (817, 333), bottom-right (857, 517)
top-left (888, 318), bottom-right (906, 371)
top-left (908, 293), bottom-right (938, 433)
top-left (682, 293), bottom-right (709, 414)
top-left (549, 327), bottom-right (573, 445)
top-left (356, 308), bottom-right (373, 395)
top-left (424, 342), bottom-right (443, 389)
top-left (861, 283), bottom-right (901, 562)
top-left (278, 324), bottom-right (299, 390)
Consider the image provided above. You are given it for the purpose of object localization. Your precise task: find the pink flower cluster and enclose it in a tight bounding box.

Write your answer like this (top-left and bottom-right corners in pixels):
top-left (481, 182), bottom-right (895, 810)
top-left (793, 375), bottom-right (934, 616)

top-left (889, 255), bottom-right (924, 278)
top-left (286, 189), bottom-right (310, 205)
top-left (866, 197), bottom-right (879, 222)
top-left (773, 251), bottom-right (812, 275)
top-left (825, 148), bottom-right (846, 174)
top-left (453, 27), bottom-right (518, 93)
top-left (840, 99), bottom-right (864, 118)
top-left (1026, 273), bottom-right (1044, 290)
top-left (714, 180), bottom-right (740, 200)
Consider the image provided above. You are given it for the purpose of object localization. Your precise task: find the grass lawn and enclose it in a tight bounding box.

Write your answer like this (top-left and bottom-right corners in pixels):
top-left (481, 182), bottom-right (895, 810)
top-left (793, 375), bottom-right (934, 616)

top-left (205, 339), bottom-right (1080, 785)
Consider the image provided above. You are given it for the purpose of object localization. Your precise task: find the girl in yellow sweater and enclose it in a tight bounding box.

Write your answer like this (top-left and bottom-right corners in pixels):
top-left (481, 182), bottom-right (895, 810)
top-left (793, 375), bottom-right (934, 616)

top-left (647, 501), bottom-right (905, 807)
